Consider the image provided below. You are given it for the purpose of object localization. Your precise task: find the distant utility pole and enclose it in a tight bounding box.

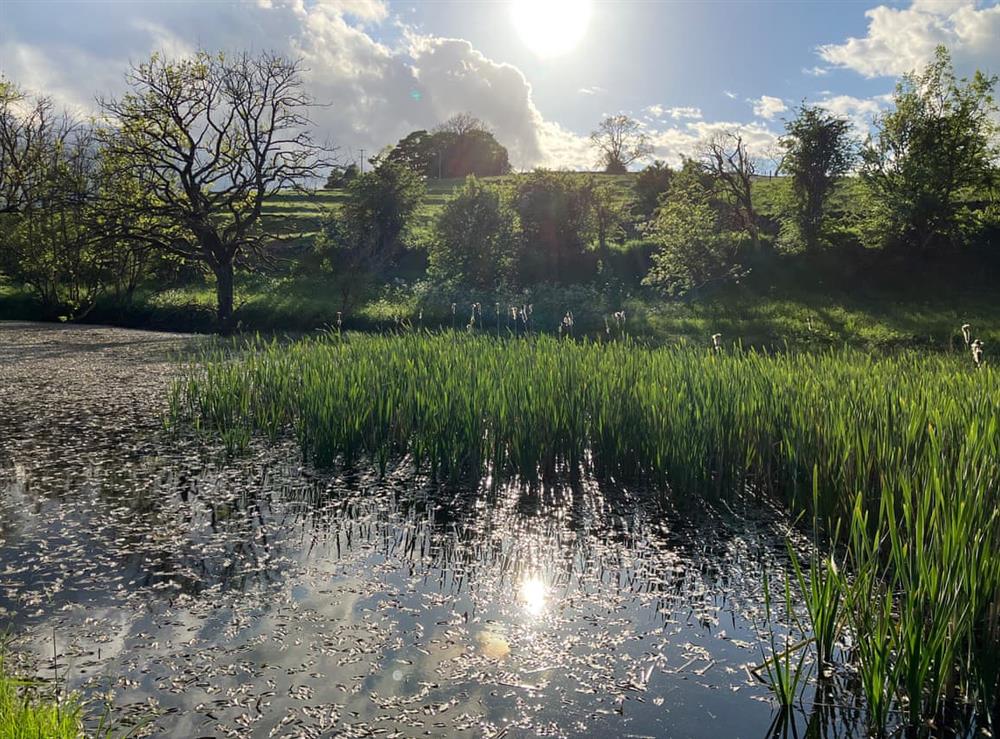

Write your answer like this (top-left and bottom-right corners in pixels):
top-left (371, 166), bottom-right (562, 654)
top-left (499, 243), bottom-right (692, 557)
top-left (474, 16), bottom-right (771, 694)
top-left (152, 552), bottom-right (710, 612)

top-left (359, 149), bottom-right (365, 174)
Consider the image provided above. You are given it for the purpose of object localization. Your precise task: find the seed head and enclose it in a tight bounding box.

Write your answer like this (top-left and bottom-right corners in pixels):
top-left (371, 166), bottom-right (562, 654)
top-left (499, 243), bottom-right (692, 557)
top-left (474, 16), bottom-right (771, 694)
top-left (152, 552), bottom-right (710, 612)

top-left (971, 339), bottom-right (984, 368)
top-left (961, 323), bottom-right (972, 346)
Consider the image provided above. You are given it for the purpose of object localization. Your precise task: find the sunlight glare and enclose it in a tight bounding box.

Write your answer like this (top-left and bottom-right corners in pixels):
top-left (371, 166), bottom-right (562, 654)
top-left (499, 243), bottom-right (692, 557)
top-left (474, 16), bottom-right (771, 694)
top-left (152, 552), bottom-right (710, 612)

top-left (519, 575), bottom-right (548, 616)
top-left (511, 0), bottom-right (592, 58)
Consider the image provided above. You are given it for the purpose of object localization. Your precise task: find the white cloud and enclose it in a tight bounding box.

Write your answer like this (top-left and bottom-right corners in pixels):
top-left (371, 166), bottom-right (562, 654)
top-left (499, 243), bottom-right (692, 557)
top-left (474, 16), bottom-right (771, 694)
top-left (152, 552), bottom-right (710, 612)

top-left (645, 104), bottom-right (703, 120)
top-left (0, 0), bottom-right (564, 169)
top-left (723, 90), bottom-right (738, 99)
top-left (802, 65), bottom-right (829, 76)
top-left (647, 120), bottom-right (781, 167)
top-left (578, 86), bottom-right (605, 95)
top-left (817, 0), bottom-right (1000, 78)
top-left (751, 95), bottom-right (787, 120)
top-left (814, 93), bottom-right (893, 137)
top-left (0, 0), bottom-right (790, 173)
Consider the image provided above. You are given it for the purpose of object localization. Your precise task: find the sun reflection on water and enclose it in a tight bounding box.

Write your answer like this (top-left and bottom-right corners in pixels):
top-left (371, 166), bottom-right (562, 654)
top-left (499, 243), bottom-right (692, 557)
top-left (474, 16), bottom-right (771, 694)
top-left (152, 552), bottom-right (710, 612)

top-left (518, 575), bottom-right (548, 616)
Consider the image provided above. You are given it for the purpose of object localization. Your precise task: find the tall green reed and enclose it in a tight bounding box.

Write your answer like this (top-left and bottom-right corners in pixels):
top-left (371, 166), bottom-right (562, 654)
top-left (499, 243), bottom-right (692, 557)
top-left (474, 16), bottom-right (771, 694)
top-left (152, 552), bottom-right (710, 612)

top-left (170, 331), bottom-right (1000, 732)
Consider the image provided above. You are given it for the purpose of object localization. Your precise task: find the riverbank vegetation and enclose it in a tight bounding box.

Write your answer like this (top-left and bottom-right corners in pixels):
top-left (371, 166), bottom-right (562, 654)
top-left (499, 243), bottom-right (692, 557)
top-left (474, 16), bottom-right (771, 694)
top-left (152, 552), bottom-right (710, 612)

top-left (170, 331), bottom-right (999, 734)
top-left (0, 654), bottom-right (82, 739)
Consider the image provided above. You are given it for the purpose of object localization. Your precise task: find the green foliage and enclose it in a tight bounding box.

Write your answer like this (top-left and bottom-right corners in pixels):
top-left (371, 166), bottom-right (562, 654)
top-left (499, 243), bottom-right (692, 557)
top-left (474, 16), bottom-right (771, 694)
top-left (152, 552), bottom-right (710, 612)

top-left (632, 160), bottom-right (673, 221)
top-left (324, 163), bottom-right (358, 189)
top-left (862, 45), bottom-right (999, 249)
top-left (643, 166), bottom-right (745, 295)
top-left (386, 125), bottom-right (511, 179)
top-left (315, 159), bottom-right (426, 310)
top-left (515, 170), bottom-right (598, 284)
top-left (428, 177), bottom-right (520, 289)
top-left (0, 655), bottom-right (82, 739)
top-left (781, 105), bottom-right (857, 251)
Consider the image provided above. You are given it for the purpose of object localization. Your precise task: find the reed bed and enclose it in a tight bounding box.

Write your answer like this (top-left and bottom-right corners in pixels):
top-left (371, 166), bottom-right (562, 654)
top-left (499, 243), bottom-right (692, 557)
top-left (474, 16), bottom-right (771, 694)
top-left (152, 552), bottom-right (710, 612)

top-left (170, 331), bottom-right (999, 734)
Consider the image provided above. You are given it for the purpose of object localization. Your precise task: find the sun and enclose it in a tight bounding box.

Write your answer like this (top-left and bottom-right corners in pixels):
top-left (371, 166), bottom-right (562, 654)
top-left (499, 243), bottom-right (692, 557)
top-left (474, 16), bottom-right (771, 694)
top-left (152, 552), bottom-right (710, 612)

top-left (511, 0), bottom-right (592, 58)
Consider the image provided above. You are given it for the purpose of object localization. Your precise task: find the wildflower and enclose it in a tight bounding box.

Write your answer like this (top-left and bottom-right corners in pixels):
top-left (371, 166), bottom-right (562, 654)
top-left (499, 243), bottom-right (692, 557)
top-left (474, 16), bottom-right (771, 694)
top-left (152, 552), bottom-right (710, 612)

top-left (605, 316), bottom-right (611, 335)
top-left (971, 339), bottom-right (984, 368)
top-left (451, 303), bottom-right (457, 316)
top-left (561, 311), bottom-right (574, 336)
top-left (712, 333), bottom-right (723, 353)
top-left (961, 323), bottom-right (972, 346)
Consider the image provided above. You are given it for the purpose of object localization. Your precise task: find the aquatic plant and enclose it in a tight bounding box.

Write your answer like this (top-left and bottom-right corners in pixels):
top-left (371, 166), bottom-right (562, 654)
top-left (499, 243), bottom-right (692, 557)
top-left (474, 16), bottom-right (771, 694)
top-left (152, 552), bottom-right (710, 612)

top-left (0, 653), bottom-right (82, 739)
top-left (171, 331), bottom-right (1000, 732)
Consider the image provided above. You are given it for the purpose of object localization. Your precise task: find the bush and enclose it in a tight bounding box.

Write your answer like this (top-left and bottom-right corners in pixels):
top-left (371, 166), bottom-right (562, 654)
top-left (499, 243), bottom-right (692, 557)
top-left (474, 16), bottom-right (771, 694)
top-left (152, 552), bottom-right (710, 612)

top-left (428, 177), bottom-right (520, 290)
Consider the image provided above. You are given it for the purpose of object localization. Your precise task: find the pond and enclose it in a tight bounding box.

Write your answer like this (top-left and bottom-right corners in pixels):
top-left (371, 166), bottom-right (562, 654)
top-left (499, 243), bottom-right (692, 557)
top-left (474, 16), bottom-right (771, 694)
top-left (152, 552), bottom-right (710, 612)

top-left (0, 322), bottom-right (849, 738)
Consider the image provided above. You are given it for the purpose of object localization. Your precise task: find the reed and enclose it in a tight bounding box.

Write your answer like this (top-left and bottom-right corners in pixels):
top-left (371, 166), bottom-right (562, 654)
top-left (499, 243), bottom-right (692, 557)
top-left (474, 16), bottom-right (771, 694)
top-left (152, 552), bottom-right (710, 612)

top-left (0, 654), bottom-right (82, 739)
top-left (170, 331), bottom-right (1000, 732)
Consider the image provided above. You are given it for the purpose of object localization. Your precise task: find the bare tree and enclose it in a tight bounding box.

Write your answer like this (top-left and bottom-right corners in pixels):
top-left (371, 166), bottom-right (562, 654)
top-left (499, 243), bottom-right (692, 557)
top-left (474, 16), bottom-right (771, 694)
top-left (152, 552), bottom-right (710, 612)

top-left (434, 112), bottom-right (491, 136)
top-left (590, 114), bottom-right (652, 174)
top-left (98, 50), bottom-right (331, 328)
top-left (700, 131), bottom-right (761, 249)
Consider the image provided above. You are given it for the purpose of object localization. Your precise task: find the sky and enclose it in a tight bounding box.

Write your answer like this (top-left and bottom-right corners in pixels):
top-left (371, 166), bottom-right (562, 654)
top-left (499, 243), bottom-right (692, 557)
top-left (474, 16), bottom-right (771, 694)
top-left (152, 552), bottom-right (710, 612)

top-left (1, 0), bottom-right (999, 170)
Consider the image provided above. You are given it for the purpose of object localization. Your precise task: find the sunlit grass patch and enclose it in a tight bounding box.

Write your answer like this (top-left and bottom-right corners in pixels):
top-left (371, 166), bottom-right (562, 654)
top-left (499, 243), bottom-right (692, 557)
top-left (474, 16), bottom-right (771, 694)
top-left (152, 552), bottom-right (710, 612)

top-left (0, 656), bottom-right (82, 739)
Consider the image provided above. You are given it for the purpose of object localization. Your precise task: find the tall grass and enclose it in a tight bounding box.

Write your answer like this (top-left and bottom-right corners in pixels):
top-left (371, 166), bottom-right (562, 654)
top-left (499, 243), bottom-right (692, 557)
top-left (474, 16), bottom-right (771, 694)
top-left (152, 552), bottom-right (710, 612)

top-left (0, 654), bottom-right (81, 739)
top-left (171, 331), bottom-right (1000, 733)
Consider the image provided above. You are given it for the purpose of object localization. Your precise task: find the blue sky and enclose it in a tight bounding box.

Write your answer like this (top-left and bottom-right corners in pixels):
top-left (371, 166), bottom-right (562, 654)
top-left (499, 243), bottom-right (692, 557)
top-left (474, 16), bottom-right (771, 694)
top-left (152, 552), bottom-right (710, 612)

top-left (2, 0), bottom-right (998, 169)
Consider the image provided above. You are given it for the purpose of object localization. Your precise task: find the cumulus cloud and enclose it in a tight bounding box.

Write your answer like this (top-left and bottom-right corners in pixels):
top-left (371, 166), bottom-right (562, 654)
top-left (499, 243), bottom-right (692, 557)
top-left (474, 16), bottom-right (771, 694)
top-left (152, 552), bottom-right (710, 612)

top-left (0, 0), bottom-right (787, 172)
top-left (0, 0), bottom-right (568, 168)
top-left (647, 120), bottom-right (781, 167)
top-left (817, 0), bottom-right (1000, 78)
top-left (751, 95), bottom-right (787, 120)
top-left (814, 93), bottom-right (893, 138)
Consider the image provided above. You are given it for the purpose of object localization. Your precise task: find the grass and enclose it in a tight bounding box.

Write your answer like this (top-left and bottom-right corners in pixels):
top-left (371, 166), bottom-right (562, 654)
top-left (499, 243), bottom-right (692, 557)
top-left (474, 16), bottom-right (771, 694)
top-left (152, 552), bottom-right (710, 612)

top-left (0, 654), bottom-right (82, 739)
top-left (171, 331), bottom-right (999, 733)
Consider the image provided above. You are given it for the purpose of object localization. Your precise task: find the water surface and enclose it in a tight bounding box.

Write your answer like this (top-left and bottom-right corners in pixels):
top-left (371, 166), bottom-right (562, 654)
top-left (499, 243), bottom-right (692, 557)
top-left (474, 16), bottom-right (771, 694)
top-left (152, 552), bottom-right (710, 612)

top-left (0, 322), bottom-right (845, 738)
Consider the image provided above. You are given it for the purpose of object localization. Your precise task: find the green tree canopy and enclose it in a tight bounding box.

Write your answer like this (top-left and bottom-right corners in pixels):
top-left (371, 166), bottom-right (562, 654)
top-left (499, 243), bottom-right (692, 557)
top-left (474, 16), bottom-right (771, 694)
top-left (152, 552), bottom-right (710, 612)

top-left (862, 45), bottom-right (999, 249)
top-left (781, 104), bottom-right (857, 250)
top-left (429, 177), bottom-right (519, 289)
top-left (643, 165), bottom-right (745, 296)
top-left (515, 171), bottom-right (598, 284)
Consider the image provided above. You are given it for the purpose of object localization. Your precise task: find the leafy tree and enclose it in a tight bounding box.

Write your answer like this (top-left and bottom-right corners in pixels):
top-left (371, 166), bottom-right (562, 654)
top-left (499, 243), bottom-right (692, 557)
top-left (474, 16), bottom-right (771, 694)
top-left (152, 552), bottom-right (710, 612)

top-left (429, 177), bottom-right (519, 289)
top-left (387, 123), bottom-right (510, 179)
top-left (643, 166), bottom-right (745, 296)
top-left (781, 104), bottom-right (857, 250)
top-left (591, 181), bottom-right (631, 264)
top-left (515, 171), bottom-right (597, 284)
top-left (325, 163), bottom-right (359, 189)
top-left (98, 50), bottom-right (329, 329)
top-left (590, 115), bottom-right (652, 174)
top-left (318, 157), bottom-right (425, 311)
top-left (633, 160), bottom-right (673, 220)
top-left (385, 130), bottom-right (440, 177)
top-left (0, 81), bottom-right (61, 217)
top-left (862, 45), bottom-right (999, 249)
top-left (0, 119), bottom-right (113, 317)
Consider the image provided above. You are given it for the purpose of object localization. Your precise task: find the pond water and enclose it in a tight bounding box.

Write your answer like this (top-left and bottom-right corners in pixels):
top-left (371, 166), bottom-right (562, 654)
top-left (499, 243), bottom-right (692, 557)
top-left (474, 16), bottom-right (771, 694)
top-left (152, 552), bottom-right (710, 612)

top-left (0, 323), bottom-right (853, 738)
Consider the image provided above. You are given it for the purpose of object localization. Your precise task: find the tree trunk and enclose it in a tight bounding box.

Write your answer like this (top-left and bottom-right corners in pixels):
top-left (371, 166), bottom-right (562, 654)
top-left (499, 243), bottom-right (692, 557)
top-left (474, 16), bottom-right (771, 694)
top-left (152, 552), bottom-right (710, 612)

top-left (214, 260), bottom-right (235, 333)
